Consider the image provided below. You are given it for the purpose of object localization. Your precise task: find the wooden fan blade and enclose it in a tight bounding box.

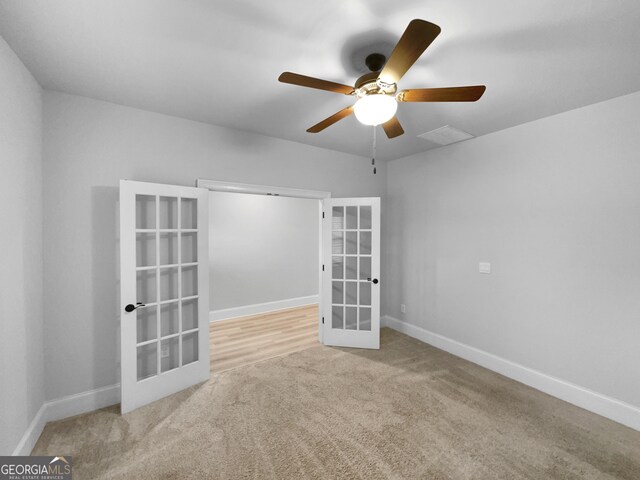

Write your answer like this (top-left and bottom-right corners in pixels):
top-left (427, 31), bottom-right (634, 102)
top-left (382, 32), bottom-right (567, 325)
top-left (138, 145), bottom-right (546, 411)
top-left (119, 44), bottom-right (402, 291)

top-left (382, 116), bottom-right (404, 139)
top-left (279, 72), bottom-right (354, 95)
top-left (397, 86), bottom-right (486, 102)
top-left (378, 19), bottom-right (441, 85)
top-left (307, 106), bottom-right (354, 133)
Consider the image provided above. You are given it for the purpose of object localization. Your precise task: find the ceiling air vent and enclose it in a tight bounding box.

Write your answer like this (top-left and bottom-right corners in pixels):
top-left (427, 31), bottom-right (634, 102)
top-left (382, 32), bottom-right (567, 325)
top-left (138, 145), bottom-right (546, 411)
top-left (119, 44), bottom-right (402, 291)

top-left (417, 125), bottom-right (475, 146)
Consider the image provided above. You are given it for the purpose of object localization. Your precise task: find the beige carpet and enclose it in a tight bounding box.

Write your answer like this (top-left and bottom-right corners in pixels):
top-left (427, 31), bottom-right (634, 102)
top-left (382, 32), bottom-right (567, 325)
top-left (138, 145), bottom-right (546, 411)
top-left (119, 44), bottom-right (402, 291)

top-left (33, 329), bottom-right (640, 479)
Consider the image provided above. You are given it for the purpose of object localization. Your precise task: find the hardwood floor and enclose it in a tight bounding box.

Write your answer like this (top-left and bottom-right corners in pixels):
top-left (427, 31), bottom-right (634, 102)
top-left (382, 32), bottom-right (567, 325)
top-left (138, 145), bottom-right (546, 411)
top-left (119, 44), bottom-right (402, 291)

top-left (209, 304), bottom-right (319, 373)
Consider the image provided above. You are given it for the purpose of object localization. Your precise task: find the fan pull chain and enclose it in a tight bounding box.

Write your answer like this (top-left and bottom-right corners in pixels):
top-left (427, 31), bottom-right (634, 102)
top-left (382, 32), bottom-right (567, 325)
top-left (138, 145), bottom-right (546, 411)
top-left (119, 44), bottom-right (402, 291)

top-left (371, 126), bottom-right (377, 175)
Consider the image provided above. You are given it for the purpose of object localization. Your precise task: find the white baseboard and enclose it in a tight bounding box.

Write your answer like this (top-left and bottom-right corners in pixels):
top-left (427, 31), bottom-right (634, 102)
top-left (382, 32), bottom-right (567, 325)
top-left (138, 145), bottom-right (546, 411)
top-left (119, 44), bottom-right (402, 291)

top-left (45, 384), bottom-right (120, 423)
top-left (209, 295), bottom-right (319, 322)
top-left (12, 404), bottom-right (47, 456)
top-left (12, 384), bottom-right (120, 456)
top-left (382, 315), bottom-right (640, 432)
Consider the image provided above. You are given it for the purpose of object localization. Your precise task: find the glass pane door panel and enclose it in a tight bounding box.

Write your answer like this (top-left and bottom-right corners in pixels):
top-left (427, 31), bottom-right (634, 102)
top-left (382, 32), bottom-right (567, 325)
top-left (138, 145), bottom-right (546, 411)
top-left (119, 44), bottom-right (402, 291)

top-left (346, 206), bottom-right (358, 229)
top-left (345, 257), bottom-right (357, 280)
top-left (359, 257), bottom-right (371, 281)
top-left (182, 298), bottom-right (198, 331)
top-left (332, 281), bottom-right (344, 305)
top-left (345, 282), bottom-right (357, 305)
top-left (136, 233), bottom-right (156, 267)
top-left (332, 305), bottom-right (344, 329)
top-left (136, 270), bottom-right (157, 304)
top-left (160, 302), bottom-right (179, 336)
top-left (181, 198), bottom-right (198, 229)
top-left (159, 233), bottom-right (178, 265)
top-left (345, 307), bottom-right (357, 330)
top-left (332, 207), bottom-right (344, 229)
top-left (137, 343), bottom-right (157, 381)
top-left (360, 232), bottom-right (372, 255)
top-left (182, 265), bottom-right (198, 297)
top-left (360, 206), bottom-right (372, 230)
top-left (137, 307), bottom-right (158, 343)
top-left (332, 257), bottom-right (344, 279)
top-left (360, 282), bottom-right (372, 306)
top-left (346, 232), bottom-right (357, 254)
top-left (332, 232), bottom-right (344, 254)
top-left (136, 195), bottom-right (156, 229)
top-left (359, 307), bottom-right (372, 331)
top-left (159, 196), bottom-right (178, 229)
top-left (182, 332), bottom-right (199, 365)
top-left (181, 233), bottom-right (198, 263)
top-left (161, 337), bottom-right (179, 373)
top-left (160, 267), bottom-right (179, 301)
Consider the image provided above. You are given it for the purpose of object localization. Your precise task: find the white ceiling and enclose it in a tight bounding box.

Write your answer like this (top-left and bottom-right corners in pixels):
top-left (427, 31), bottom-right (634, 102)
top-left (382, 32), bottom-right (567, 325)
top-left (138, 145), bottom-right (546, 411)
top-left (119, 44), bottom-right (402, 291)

top-left (2, 0), bottom-right (640, 161)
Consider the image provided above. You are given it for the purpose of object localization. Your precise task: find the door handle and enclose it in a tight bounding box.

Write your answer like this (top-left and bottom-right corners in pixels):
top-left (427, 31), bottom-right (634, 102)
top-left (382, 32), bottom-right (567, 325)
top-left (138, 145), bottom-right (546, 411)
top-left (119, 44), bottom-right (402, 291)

top-left (124, 302), bottom-right (146, 313)
top-left (367, 278), bottom-right (379, 284)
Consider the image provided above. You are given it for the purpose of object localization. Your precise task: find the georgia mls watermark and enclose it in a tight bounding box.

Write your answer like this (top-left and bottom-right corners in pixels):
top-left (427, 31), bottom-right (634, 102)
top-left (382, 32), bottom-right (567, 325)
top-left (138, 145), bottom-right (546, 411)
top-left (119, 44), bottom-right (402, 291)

top-left (0, 456), bottom-right (72, 480)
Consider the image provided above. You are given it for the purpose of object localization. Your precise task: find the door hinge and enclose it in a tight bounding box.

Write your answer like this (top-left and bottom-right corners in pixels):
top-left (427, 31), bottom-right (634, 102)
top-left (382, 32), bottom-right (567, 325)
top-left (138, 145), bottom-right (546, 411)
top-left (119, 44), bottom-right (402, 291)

top-left (322, 317), bottom-right (325, 324)
top-left (322, 264), bottom-right (325, 271)
top-left (322, 211), bottom-right (325, 219)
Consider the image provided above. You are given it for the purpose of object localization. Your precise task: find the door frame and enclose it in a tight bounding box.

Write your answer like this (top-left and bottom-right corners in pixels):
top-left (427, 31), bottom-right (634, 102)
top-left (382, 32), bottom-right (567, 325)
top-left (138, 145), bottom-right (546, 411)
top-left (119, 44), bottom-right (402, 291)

top-left (196, 178), bottom-right (330, 343)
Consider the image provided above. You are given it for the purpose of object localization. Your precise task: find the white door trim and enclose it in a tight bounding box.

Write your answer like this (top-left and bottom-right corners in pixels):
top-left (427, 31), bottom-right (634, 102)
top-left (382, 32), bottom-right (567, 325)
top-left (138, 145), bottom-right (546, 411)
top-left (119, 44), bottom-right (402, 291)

top-left (196, 178), bottom-right (331, 200)
top-left (196, 178), bottom-right (329, 344)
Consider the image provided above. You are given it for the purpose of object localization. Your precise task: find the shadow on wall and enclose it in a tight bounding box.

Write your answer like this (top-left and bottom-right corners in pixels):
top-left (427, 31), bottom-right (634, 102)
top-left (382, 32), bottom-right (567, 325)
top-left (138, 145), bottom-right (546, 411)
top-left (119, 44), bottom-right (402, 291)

top-left (91, 186), bottom-right (120, 390)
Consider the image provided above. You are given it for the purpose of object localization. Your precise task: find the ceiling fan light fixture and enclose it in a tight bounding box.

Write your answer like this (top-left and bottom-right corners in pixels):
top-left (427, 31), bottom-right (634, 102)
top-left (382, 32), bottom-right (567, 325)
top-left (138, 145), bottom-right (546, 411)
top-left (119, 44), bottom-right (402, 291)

top-left (278, 19), bottom-right (486, 138)
top-left (353, 94), bottom-right (397, 126)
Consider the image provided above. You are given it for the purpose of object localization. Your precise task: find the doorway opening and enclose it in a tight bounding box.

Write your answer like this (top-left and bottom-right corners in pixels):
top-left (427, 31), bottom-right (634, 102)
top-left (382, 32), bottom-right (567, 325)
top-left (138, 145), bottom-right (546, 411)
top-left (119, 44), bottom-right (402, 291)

top-left (198, 179), bottom-right (329, 373)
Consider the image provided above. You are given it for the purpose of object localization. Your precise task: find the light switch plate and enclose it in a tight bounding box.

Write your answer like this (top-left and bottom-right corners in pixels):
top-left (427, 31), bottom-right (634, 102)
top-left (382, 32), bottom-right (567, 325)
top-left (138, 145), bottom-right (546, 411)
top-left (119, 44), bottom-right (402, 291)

top-left (479, 262), bottom-right (491, 274)
top-left (400, 304), bottom-right (406, 313)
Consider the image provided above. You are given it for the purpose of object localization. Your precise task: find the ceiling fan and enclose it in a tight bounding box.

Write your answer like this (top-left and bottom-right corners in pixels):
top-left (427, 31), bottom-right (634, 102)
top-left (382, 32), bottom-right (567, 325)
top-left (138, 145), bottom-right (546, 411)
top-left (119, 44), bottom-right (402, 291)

top-left (278, 19), bottom-right (486, 139)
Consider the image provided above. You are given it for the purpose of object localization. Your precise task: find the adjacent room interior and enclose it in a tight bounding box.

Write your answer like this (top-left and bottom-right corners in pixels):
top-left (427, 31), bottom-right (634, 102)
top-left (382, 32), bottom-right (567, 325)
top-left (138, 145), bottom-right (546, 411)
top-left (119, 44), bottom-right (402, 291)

top-left (1, 1), bottom-right (639, 479)
top-left (208, 189), bottom-right (320, 373)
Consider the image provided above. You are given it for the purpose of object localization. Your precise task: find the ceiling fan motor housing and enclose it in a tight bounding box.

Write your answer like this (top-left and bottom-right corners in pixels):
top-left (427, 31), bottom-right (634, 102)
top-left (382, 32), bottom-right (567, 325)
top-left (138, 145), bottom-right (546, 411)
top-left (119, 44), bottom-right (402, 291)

top-left (355, 72), bottom-right (397, 97)
top-left (355, 53), bottom-right (397, 97)
top-left (365, 53), bottom-right (386, 72)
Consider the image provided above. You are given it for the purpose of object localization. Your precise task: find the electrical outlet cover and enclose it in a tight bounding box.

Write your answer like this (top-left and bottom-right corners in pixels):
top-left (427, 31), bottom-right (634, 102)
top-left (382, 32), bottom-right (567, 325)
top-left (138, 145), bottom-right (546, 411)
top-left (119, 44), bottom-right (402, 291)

top-left (479, 262), bottom-right (491, 274)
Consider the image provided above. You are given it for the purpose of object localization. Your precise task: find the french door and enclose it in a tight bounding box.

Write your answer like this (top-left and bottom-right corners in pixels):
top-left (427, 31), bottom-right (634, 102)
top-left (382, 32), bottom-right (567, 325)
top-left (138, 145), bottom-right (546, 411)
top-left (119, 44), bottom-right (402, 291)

top-left (322, 198), bottom-right (380, 349)
top-left (120, 180), bottom-right (210, 413)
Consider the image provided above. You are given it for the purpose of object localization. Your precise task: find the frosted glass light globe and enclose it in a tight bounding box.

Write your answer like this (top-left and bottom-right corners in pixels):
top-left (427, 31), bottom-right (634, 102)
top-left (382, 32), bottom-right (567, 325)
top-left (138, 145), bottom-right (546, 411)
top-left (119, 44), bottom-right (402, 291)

top-left (354, 94), bottom-right (397, 126)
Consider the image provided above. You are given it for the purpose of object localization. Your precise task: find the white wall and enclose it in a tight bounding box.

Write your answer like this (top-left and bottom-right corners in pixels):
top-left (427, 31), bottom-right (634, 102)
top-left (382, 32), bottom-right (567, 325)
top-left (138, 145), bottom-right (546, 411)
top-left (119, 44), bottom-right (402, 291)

top-left (209, 192), bottom-right (318, 312)
top-left (384, 91), bottom-right (640, 409)
top-left (0, 37), bottom-right (44, 455)
top-left (43, 91), bottom-right (385, 401)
